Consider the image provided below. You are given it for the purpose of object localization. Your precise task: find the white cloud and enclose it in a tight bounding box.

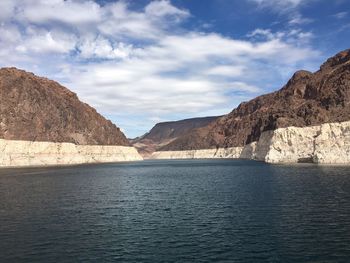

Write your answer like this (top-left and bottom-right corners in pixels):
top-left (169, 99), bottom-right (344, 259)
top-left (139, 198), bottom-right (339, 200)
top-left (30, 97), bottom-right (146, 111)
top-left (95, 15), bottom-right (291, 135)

top-left (250, 0), bottom-right (306, 11)
top-left (250, 0), bottom-right (315, 25)
top-left (288, 13), bottom-right (313, 25)
top-left (333, 11), bottom-right (348, 19)
top-left (206, 65), bottom-right (246, 77)
top-left (145, 0), bottom-right (189, 18)
top-left (0, 25), bottom-right (21, 43)
top-left (98, 1), bottom-right (189, 40)
top-left (16, 30), bottom-right (76, 54)
top-left (63, 30), bottom-right (318, 118)
top-left (0, 0), bottom-right (321, 137)
top-left (98, 1), bottom-right (162, 40)
top-left (17, 0), bottom-right (102, 25)
top-left (229, 82), bottom-right (261, 93)
top-left (248, 28), bottom-right (314, 45)
top-left (247, 29), bottom-right (275, 39)
top-left (78, 37), bottom-right (134, 59)
top-left (0, 0), bottom-right (16, 21)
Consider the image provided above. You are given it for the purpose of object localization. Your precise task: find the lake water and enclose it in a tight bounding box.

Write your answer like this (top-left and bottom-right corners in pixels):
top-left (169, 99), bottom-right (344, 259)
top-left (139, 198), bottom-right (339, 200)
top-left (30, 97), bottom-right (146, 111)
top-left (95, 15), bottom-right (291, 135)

top-left (1, 159), bottom-right (350, 262)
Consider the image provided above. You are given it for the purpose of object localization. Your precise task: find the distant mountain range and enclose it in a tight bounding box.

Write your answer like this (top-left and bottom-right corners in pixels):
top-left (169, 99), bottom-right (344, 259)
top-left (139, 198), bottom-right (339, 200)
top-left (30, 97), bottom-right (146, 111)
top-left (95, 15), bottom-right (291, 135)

top-left (137, 49), bottom-right (350, 154)
top-left (131, 116), bottom-right (219, 156)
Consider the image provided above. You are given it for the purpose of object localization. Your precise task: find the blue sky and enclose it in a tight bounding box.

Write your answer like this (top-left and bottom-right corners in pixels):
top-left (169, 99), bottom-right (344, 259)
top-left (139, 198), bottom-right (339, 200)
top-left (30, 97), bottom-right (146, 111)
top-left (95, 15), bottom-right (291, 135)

top-left (0, 0), bottom-right (349, 138)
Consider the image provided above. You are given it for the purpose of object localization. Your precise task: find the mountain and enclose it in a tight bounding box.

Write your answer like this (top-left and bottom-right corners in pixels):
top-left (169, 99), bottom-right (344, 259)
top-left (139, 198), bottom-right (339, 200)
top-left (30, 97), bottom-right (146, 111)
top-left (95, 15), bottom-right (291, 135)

top-left (132, 116), bottom-right (219, 156)
top-left (160, 49), bottom-right (350, 151)
top-left (0, 67), bottom-right (129, 146)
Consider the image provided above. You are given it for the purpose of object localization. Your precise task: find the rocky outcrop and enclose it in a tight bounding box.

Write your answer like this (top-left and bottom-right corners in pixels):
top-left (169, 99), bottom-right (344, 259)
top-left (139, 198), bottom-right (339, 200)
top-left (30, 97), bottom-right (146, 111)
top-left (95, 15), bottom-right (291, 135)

top-left (0, 67), bottom-right (145, 167)
top-left (313, 122), bottom-right (350, 164)
top-left (160, 49), bottom-right (350, 151)
top-left (253, 121), bottom-right (350, 164)
top-left (0, 139), bottom-right (142, 167)
top-left (132, 116), bottom-right (219, 157)
top-left (0, 67), bottom-right (129, 146)
top-left (151, 121), bottom-right (350, 164)
top-left (253, 126), bottom-right (319, 163)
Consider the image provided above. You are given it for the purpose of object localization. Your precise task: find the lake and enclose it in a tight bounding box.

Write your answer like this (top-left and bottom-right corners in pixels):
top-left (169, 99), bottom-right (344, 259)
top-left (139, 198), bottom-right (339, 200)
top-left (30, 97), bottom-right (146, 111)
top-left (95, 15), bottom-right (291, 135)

top-left (1, 159), bottom-right (350, 262)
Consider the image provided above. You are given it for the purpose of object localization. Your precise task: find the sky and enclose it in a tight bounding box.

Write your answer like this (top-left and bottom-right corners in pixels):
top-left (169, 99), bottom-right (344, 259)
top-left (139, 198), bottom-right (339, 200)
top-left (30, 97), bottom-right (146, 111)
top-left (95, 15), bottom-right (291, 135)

top-left (0, 0), bottom-right (349, 138)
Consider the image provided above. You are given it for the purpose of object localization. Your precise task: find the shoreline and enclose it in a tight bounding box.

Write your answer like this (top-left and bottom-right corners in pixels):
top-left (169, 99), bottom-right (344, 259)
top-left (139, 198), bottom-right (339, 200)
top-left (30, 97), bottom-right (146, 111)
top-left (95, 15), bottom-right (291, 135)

top-left (0, 159), bottom-right (146, 169)
top-left (2, 158), bottom-right (350, 170)
top-left (0, 139), bottom-right (143, 168)
top-left (150, 121), bottom-right (350, 165)
top-left (1, 121), bottom-right (349, 167)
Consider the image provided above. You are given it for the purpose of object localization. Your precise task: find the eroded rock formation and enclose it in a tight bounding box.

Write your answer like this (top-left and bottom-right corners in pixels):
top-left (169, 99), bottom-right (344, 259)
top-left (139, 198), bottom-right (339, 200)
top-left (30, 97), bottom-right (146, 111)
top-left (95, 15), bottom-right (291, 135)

top-left (151, 121), bottom-right (350, 164)
top-left (160, 49), bottom-right (350, 151)
top-left (132, 116), bottom-right (218, 157)
top-left (0, 67), bottom-right (143, 166)
top-left (0, 67), bottom-right (129, 146)
top-left (0, 139), bottom-right (142, 167)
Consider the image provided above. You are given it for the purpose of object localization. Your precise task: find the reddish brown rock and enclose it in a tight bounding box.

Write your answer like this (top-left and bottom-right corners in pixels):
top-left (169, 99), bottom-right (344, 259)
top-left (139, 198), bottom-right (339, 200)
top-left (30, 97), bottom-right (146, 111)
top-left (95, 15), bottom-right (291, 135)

top-left (132, 117), bottom-right (219, 156)
top-left (161, 49), bottom-right (350, 151)
top-left (0, 67), bottom-right (129, 146)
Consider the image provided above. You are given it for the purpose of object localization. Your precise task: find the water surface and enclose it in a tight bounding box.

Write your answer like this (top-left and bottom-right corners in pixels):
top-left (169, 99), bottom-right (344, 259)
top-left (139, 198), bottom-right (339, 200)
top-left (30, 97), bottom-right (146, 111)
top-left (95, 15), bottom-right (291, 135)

top-left (1, 160), bottom-right (350, 262)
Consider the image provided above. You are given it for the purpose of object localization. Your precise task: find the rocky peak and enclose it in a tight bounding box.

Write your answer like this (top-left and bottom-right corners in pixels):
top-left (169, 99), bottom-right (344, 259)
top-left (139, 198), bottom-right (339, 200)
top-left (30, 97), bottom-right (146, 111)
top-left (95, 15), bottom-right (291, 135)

top-left (0, 67), bottom-right (130, 146)
top-left (280, 70), bottom-right (312, 99)
top-left (320, 49), bottom-right (350, 71)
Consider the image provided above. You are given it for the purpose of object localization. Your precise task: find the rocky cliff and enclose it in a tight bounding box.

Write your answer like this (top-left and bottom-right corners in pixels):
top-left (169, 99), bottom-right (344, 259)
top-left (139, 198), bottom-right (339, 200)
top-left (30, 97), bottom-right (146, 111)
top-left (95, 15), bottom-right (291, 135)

top-left (0, 67), bottom-right (143, 167)
top-left (160, 49), bottom-right (350, 151)
top-left (0, 139), bottom-right (142, 167)
top-left (0, 67), bottom-right (129, 146)
top-left (151, 147), bottom-right (242, 160)
top-left (151, 120), bottom-right (350, 164)
top-left (132, 116), bottom-right (218, 156)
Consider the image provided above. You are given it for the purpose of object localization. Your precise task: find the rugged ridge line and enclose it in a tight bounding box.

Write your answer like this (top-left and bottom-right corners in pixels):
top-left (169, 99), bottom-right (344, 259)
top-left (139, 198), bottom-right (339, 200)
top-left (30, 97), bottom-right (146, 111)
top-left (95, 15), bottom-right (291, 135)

top-left (160, 49), bottom-right (350, 151)
top-left (0, 67), bottom-right (129, 146)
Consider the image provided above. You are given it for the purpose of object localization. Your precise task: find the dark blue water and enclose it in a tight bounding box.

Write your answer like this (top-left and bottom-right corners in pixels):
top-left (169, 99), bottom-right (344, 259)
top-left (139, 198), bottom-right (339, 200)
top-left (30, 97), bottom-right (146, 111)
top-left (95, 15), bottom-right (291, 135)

top-left (1, 160), bottom-right (350, 262)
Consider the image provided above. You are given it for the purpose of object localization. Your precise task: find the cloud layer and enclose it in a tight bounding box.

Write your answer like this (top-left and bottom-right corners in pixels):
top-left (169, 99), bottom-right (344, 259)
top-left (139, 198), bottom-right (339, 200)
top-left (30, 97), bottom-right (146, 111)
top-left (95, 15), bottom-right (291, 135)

top-left (0, 0), bottom-right (321, 137)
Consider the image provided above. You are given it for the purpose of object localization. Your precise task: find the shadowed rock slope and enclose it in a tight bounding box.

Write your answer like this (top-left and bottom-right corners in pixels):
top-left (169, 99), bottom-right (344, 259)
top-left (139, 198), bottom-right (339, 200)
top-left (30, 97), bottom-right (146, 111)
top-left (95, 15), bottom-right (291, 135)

top-left (132, 116), bottom-right (219, 156)
top-left (0, 67), bottom-right (129, 146)
top-left (160, 49), bottom-right (350, 151)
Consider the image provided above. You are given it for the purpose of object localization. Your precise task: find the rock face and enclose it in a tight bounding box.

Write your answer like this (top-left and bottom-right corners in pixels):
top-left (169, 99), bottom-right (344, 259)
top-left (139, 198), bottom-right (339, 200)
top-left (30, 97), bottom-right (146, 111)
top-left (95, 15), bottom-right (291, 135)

top-left (313, 122), bottom-right (350, 164)
top-left (132, 116), bottom-right (218, 157)
top-left (151, 147), bottom-right (243, 159)
top-left (161, 49), bottom-right (350, 151)
top-left (0, 67), bottom-right (130, 146)
top-left (0, 139), bottom-right (142, 167)
top-left (253, 121), bottom-right (350, 164)
top-left (151, 120), bottom-right (350, 164)
top-left (253, 126), bottom-right (319, 163)
top-left (0, 67), bottom-right (143, 167)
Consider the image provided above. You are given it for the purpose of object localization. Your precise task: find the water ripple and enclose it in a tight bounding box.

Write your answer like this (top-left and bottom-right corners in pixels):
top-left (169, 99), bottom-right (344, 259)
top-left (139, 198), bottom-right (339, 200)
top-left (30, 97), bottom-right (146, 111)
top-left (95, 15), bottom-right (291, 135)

top-left (0, 160), bottom-right (350, 262)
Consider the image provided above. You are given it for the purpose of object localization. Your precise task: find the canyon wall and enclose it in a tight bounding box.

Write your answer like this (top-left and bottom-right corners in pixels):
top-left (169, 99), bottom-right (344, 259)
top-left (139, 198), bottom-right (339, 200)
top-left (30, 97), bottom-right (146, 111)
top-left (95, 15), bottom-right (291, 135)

top-left (0, 139), bottom-right (143, 167)
top-left (151, 121), bottom-right (350, 164)
top-left (151, 147), bottom-right (243, 159)
top-left (313, 122), bottom-right (350, 164)
top-left (0, 67), bottom-right (145, 168)
top-left (158, 49), bottom-right (350, 152)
